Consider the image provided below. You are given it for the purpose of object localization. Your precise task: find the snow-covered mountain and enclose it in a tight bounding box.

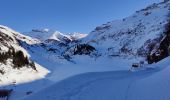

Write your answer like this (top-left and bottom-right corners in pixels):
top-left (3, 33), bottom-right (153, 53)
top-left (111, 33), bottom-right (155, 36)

top-left (83, 0), bottom-right (170, 60)
top-left (24, 29), bottom-right (87, 42)
top-left (1, 0), bottom-right (170, 100)
top-left (22, 29), bottom-right (88, 63)
top-left (16, 0), bottom-right (170, 64)
top-left (67, 32), bottom-right (88, 41)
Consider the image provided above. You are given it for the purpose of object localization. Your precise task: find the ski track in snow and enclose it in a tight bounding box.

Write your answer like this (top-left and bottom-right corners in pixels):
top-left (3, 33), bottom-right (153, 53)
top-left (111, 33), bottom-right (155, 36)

top-left (61, 69), bottom-right (157, 100)
top-left (22, 67), bottom-right (163, 100)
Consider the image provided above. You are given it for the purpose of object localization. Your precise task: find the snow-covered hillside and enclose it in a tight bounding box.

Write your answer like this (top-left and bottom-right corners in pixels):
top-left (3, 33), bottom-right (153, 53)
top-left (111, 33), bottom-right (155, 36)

top-left (83, 0), bottom-right (170, 59)
top-left (19, 1), bottom-right (170, 100)
top-left (1, 0), bottom-right (170, 100)
top-left (67, 32), bottom-right (88, 41)
top-left (0, 25), bottom-right (49, 86)
top-left (22, 29), bottom-right (88, 62)
top-left (22, 0), bottom-right (170, 63)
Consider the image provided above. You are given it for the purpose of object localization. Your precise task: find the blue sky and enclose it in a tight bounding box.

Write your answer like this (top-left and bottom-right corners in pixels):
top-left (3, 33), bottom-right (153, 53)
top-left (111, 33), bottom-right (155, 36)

top-left (0, 0), bottom-right (161, 33)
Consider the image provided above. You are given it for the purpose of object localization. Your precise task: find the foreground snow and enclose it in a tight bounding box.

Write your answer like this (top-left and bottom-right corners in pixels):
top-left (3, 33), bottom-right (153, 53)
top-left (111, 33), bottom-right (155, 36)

top-left (22, 57), bottom-right (170, 100)
top-left (0, 62), bottom-right (49, 86)
top-left (1, 56), bottom-right (137, 100)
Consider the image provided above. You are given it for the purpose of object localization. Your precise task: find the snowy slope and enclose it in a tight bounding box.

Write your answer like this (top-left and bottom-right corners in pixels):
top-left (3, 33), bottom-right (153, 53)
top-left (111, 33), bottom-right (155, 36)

top-left (67, 32), bottom-right (88, 41)
top-left (24, 29), bottom-right (72, 44)
top-left (0, 26), bottom-right (40, 45)
top-left (21, 28), bottom-right (88, 64)
top-left (0, 1), bottom-right (170, 100)
top-left (17, 1), bottom-right (170, 100)
top-left (0, 25), bottom-right (49, 86)
top-left (21, 57), bottom-right (170, 100)
top-left (23, 29), bottom-right (88, 60)
top-left (83, 1), bottom-right (170, 58)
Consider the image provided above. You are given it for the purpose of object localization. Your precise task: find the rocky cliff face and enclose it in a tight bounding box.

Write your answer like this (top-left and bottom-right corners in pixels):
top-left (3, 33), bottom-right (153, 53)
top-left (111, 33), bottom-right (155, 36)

top-left (148, 19), bottom-right (170, 63)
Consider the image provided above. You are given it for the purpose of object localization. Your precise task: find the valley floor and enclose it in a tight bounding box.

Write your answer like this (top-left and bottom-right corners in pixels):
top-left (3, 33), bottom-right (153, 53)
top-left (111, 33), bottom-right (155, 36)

top-left (22, 57), bottom-right (170, 100)
top-left (1, 56), bottom-right (170, 100)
